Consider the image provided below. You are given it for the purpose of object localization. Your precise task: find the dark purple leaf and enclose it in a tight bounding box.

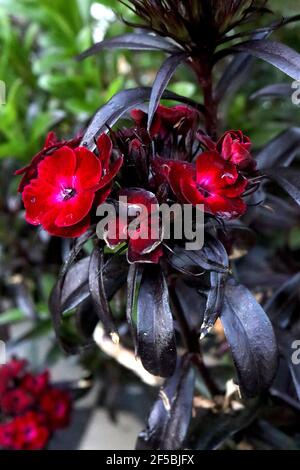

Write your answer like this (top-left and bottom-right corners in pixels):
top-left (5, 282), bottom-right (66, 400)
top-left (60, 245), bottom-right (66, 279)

top-left (77, 33), bottom-right (180, 60)
top-left (215, 30), bottom-right (270, 102)
top-left (220, 279), bottom-right (278, 398)
top-left (265, 167), bottom-right (300, 206)
top-left (81, 87), bottom-right (201, 151)
top-left (192, 400), bottom-right (259, 450)
top-left (250, 83), bottom-right (292, 100)
top-left (257, 128), bottom-right (300, 170)
top-left (201, 271), bottom-right (228, 338)
top-left (61, 257), bottom-right (90, 312)
top-left (88, 247), bottom-right (118, 341)
top-left (75, 297), bottom-right (98, 341)
top-left (166, 235), bottom-right (229, 275)
top-left (264, 272), bottom-right (300, 328)
top-left (126, 263), bottom-right (143, 347)
top-left (136, 356), bottom-right (195, 450)
top-left (147, 52), bottom-right (188, 130)
top-left (234, 40), bottom-right (300, 81)
top-left (137, 264), bottom-right (176, 377)
top-left (174, 279), bottom-right (206, 332)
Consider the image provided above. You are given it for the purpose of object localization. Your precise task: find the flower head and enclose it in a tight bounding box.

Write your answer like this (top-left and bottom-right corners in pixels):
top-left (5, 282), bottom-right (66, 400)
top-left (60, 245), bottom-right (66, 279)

top-left (1, 389), bottom-right (34, 415)
top-left (15, 132), bottom-right (81, 193)
top-left (131, 104), bottom-right (199, 138)
top-left (39, 388), bottom-right (71, 430)
top-left (163, 151), bottom-right (248, 219)
top-left (20, 134), bottom-right (123, 238)
top-left (0, 412), bottom-right (49, 450)
top-left (104, 188), bottom-right (163, 263)
top-left (217, 130), bottom-right (254, 170)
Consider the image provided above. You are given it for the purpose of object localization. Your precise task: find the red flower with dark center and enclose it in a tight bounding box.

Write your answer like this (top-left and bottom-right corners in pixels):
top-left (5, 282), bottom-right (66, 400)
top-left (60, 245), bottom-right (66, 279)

top-left (0, 413), bottom-right (49, 450)
top-left (20, 371), bottom-right (49, 397)
top-left (15, 132), bottom-right (81, 192)
top-left (20, 134), bottom-right (123, 238)
top-left (104, 188), bottom-right (163, 263)
top-left (13, 412), bottom-right (49, 450)
top-left (164, 151), bottom-right (248, 219)
top-left (1, 389), bottom-right (34, 415)
top-left (39, 388), bottom-right (71, 430)
top-left (131, 104), bottom-right (199, 138)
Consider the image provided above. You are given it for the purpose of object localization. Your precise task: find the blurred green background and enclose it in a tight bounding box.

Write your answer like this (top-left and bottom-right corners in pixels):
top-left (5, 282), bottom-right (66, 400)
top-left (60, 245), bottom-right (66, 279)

top-left (0, 0), bottom-right (299, 165)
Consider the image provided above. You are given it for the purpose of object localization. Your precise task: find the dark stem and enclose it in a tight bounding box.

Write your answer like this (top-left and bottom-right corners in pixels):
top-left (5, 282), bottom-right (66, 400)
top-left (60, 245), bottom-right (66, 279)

top-left (190, 57), bottom-right (218, 139)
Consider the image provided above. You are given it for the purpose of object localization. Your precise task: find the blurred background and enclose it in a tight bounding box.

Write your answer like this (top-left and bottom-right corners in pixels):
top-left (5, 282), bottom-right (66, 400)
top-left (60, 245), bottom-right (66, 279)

top-left (0, 0), bottom-right (300, 450)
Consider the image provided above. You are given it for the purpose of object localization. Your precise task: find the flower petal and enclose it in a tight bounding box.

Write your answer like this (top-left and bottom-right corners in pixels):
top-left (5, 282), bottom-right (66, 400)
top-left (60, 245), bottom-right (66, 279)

top-left (74, 147), bottom-right (102, 190)
top-left (54, 192), bottom-right (95, 227)
top-left (37, 146), bottom-right (77, 187)
top-left (96, 133), bottom-right (113, 172)
top-left (42, 214), bottom-right (90, 238)
top-left (22, 179), bottom-right (58, 225)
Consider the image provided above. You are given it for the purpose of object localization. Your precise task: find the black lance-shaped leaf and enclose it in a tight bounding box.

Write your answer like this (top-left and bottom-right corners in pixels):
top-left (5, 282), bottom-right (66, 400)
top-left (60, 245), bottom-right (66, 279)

top-left (166, 234), bottom-right (229, 276)
top-left (201, 271), bottom-right (228, 339)
top-left (250, 83), bottom-right (292, 101)
top-left (234, 40), bottom-right (300, 81)
top-left (136, 264), bottom-right (176, 377)
top-left (61, 257), bottom-right (90, 312)
top-left (81, 87), bottom-right (201, 151)
top-left (147, 52), bottom-right (189, 130)
top-left (126, 263), bottom-right (143, 348)
top-left (88, 246), bottom-right (119, 342)
top-left (264, 272), bottom-right (300, 329)
top-left (136, 356), bottom-right (195, 450)
top-left (215, 30), bottom-right (269, 103)
top-left (265, 167), bottom-right (300, 206)
top-left (257, 128), bottom-right (300, 170)
top-left (220, 279), bottom-right (278, 398)
top-left (77, 32), bottom-right (180, 60)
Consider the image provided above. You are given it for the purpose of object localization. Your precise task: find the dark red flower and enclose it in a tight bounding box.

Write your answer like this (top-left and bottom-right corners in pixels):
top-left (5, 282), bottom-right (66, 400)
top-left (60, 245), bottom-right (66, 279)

top-left (14, 412), bottom-right (49, 450)
top-left (0, 413), bottom-right (49, 450)
top-left (217, 130), bottom-right (254, 170)
top-left (131, 104), bottom-right (199, 138)
top-left (20, 371), bottom-right (49, 397)
top-left (164, 151), bottom-right (248, 219)
top-left (21, 134), bottom-right (123, 238)
top-left (39, 388), bottom-right (71, 430)
top-left (0, 421), bottom-right (17, 449)
top-left (104, 188), bottom-right (163, 263)
top-left (0, 358), bottom-right (27, 394)
top-left (15, 132), bottom-right (81, 193)
top-left (1, 389), bottom-right (34, 415)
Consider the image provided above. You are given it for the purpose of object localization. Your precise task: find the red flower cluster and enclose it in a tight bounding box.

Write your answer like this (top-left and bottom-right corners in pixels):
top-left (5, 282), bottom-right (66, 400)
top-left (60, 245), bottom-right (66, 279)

top-left (131, 104), bottom-right (199, 138)
top-left (0, 358), bottom-right (71, 450)
top-left (155, 129), bottom-right (253, 219)
top-left (17, 132), bottom-right (123, 238)
top-left (16, 105), bottom-right (255, 261)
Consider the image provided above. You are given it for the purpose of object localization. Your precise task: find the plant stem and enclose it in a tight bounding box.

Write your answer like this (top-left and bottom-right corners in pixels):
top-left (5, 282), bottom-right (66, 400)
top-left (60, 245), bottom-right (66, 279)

top-left (170, 285), bottom-right (220, 396)
top-left (190, 57), bottom-right (218, 139)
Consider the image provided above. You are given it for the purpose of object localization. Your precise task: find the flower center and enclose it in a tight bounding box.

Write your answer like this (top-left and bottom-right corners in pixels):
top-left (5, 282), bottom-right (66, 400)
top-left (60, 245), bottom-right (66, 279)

top-left (62, 187), bottom-right (76, 200)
